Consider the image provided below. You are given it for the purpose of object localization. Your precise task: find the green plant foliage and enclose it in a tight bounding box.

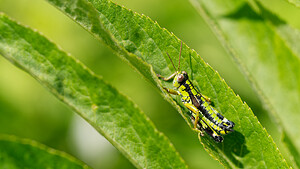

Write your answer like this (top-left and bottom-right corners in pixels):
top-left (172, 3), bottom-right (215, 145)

top-left (189, 0), bottom-right (300, 167)
top-left (0, 13), bottom-right (187, 169)
top-left (42, 0), bottom-right (290, 168)
top-left (283, 0), bottom-right (300, 7)
top-left (0, 135), bottom-right (89, 168)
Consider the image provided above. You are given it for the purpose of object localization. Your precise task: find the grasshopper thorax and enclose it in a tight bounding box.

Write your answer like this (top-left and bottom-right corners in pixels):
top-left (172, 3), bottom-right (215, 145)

top-left (173, 71), bottom-right (189, 88)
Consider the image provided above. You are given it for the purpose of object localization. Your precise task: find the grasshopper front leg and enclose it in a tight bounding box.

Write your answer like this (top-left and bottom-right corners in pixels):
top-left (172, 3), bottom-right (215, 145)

top-left (157, 72), bottom-right (177, 81)
top-left (163, 87), bottom-right (180, 95)
top-left (157, 73), bottom-right (180, 95)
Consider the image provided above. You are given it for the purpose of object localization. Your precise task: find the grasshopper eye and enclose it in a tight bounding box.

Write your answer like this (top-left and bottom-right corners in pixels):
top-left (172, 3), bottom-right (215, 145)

top-left (177, 74), bottom-right (184, 83)
top-left (182, 71), bottom-right (188, 79)
top-left (177, 71), bottom-right (188, 83)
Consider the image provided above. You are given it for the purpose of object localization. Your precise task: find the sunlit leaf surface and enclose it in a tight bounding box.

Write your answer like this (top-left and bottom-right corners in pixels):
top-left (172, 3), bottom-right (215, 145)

top-left (0, 13), bottom-right (187, 169)
top-left (43, 0), bottom-right (290, 168)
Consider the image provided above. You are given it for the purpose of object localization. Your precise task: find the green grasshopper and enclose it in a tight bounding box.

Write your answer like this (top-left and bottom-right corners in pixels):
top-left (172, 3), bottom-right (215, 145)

top-left (158, 42), bottom-right (234, 142)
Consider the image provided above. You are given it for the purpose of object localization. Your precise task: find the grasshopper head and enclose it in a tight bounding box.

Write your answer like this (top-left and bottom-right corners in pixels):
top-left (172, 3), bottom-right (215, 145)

top-left (173, 71), bottom-right (188, 88)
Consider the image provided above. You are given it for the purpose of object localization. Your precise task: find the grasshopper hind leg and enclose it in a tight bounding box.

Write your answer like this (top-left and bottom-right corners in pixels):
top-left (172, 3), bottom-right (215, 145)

top-left (220, 117), bottom-right (235, 130)
top-left (190, 112), bottom-right (223, 142)
top-left (215, 111), bottom-right (235, 130)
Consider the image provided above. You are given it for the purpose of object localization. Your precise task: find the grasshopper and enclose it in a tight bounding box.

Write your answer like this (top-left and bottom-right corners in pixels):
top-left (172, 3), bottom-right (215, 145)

top-left (158, 42), bottom-right (234, 142)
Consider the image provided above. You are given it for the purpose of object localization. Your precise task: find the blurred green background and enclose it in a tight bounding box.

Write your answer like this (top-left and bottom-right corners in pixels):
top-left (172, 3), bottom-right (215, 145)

top-left (0, 0), bottom-right (300, 168)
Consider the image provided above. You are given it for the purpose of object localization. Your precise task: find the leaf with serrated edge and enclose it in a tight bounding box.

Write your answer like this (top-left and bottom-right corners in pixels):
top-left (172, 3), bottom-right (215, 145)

top-left (0, 13), bottom-right (187, 169)
top-left (44, 0), bottom-right (290, 168)
top-left (189, 0), bottom-right (300, 168)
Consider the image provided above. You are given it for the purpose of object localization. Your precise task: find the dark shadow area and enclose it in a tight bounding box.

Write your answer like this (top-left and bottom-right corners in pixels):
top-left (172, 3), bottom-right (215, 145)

top-left (221, 131), bottom-right (249, 168)
top-left (200, 130), bottom-right (248, 168)
top-left (255, 1), bottom-right (285, 26)
top-left (223, 3), bottom-right (263, 21)
top-left (223, 1), bottom-right (286, 26)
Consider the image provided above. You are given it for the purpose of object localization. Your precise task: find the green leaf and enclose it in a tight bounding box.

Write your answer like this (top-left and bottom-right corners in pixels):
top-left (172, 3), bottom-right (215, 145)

top-left (189, 0), bottom-right (300, 167)
top-left (44, 0), bottom-right (289, 168)
top-left (0, 134), bottom-right (89, 168)
top-left (0, 13), bottom-right (187, 169)
top-left (281, 0), bottom-right (300, 7)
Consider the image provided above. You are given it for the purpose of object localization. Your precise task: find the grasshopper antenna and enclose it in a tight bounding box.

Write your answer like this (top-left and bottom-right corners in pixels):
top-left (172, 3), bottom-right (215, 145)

top-left (166, 52), bottom-right (177, 72)
top-left (178, 41), bottom-right (182, 71)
